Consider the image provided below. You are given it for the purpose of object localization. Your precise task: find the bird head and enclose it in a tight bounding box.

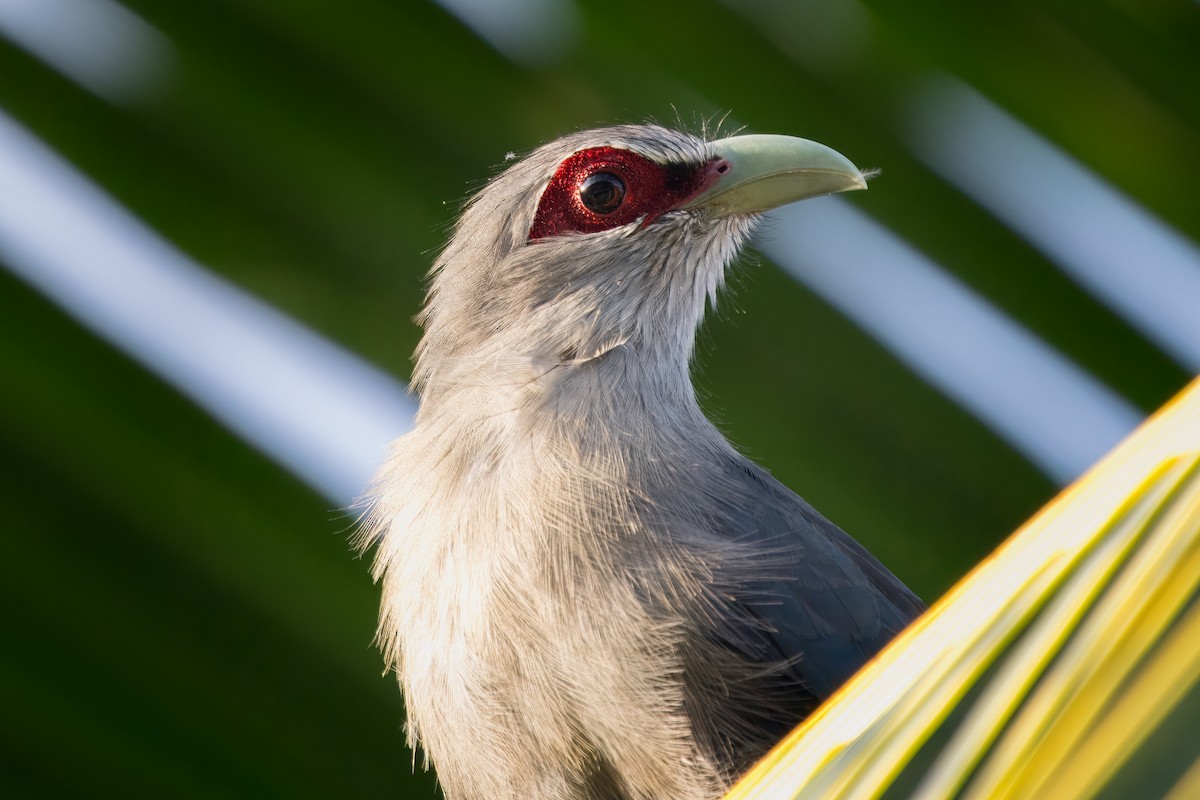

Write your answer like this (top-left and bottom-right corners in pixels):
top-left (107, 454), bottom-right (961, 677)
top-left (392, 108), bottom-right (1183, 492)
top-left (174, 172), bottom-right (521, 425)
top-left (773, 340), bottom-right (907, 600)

top-left (413, 124), bottom-right (865, 410)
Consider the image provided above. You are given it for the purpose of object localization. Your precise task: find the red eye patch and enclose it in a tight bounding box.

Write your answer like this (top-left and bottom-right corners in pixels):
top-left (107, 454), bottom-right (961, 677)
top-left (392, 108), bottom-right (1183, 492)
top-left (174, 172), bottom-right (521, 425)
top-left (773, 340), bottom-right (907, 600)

top-left (528, 147), bottom-right (708, 241)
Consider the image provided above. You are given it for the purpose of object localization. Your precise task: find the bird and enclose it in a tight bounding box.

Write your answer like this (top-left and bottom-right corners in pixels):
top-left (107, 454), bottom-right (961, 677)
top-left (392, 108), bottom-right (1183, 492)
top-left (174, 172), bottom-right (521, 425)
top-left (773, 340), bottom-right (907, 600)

top-left (358, 123), bottom-right (924, 800)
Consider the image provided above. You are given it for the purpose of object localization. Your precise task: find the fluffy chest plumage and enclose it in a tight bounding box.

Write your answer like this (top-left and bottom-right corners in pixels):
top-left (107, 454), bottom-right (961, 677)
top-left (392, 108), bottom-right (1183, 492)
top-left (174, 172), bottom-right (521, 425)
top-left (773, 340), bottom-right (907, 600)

top-left (372, 419), bottom-right (732, 799)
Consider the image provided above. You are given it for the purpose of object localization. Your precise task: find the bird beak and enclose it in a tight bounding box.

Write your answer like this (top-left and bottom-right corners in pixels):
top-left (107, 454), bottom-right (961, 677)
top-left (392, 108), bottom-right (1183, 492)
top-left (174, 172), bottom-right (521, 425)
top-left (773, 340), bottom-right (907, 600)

top-left (682, 134), bottom-right (867, 218)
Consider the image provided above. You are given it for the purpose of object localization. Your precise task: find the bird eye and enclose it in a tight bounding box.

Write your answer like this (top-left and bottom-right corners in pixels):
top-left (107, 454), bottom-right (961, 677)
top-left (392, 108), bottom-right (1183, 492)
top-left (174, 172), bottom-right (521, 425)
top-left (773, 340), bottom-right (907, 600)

top-left (578, 172), bottom-right (625, 215)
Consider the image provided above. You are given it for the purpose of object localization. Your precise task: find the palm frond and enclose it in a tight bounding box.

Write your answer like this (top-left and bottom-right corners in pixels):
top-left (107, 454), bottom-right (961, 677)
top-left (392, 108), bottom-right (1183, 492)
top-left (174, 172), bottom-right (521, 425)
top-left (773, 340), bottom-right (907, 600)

top-left (728, 378), bottom-right (1200, 800)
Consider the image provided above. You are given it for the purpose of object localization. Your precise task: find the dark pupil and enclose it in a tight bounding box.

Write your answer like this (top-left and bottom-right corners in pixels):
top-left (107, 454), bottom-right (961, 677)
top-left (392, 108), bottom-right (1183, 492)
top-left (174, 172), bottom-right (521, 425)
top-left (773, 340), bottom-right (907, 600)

top-left (579, 172), bottom-right (625, 214)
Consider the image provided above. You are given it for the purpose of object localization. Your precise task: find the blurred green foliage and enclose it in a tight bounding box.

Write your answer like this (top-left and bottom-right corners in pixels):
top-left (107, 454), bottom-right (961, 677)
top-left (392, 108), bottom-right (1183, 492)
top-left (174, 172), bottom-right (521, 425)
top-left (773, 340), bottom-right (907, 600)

top-left (0, 1), bottom-right (1196, 796)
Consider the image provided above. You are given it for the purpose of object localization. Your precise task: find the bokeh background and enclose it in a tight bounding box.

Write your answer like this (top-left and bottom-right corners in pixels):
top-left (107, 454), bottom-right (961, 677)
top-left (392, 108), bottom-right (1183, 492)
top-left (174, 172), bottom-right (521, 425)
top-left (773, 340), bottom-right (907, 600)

top-left (2, 1), bottom-right (1198, 797)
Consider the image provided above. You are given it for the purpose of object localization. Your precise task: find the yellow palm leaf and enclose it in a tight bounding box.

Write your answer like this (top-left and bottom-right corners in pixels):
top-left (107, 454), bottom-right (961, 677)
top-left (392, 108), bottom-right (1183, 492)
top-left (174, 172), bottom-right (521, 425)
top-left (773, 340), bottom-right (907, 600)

top-left (726, 378), bottom-right (1200, 800)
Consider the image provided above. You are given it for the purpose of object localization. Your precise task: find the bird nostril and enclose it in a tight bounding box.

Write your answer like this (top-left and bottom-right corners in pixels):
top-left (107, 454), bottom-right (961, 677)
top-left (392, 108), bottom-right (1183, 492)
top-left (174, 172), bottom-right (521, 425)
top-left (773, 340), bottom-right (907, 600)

top-left (716, 161), bottom-right (730, 175)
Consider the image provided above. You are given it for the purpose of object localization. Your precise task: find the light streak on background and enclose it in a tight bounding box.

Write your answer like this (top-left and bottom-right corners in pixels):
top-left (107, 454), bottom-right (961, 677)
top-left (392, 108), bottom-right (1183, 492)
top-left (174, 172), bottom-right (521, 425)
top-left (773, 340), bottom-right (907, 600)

top-left (762, 199), bottom-right (1145, 484)
top-left (431, 0), bottom-right (580, 65)
top-left (0, 108), bottom-right (415, 506)
top-left (908, 79), bottom-right (1200, 372)
top-left (0, 0), bottom-right (169, 102)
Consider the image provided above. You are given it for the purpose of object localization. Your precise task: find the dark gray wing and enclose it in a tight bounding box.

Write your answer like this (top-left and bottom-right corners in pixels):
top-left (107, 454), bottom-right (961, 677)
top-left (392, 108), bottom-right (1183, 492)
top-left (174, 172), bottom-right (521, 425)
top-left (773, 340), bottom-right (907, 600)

top-left (731, 456), bottom-right (922, 692)
top-left (686, 455), bottom-right (924, 770)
